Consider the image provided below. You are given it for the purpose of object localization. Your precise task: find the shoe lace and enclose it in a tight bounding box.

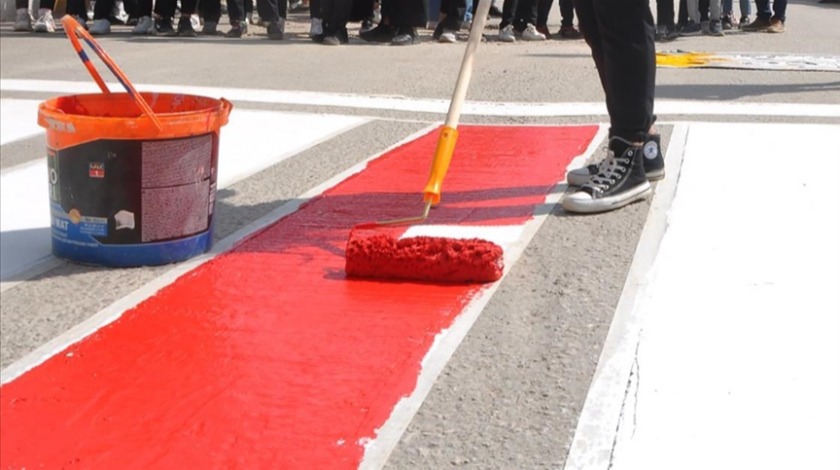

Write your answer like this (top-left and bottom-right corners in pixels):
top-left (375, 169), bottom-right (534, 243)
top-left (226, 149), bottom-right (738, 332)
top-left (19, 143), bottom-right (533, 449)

top-left (583, 151), bottom-right (630, 194)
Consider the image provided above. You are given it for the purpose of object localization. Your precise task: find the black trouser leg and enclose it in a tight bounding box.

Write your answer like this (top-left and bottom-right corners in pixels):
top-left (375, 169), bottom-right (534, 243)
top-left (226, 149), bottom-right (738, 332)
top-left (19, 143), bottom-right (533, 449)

top-left (698, 0), bottom-right (708, 21)
top-left (656, 0), bottom-right (674, 26)
top-left (559, 0), bottom-right (574, 26)
top-left (350, 0), bottom-right (374, 21)
top-left (500, 0), bottom-right (517, 28)
top-left (321, 0), bottom-right (351, 33)
top-left (391, 0), bottom-right (427, 27)
top-left (200, 0), bottom-right (221, 22)
top-left (257, 0), bottom-right (283, 21)
top-left (678, 0), bottom-right (687, 24)
top-left (515, 0), bottom-right (537, 29)
top-left (439, 0), bottom-right (465, 28)
top-left (66, 0), bottom-right (88, 15)
top-left (226, 0), bottom-right (245, 22)
top-left (537, 0), bottom-right (553, 26)
top-left (180, 0), bottom-right (197, 15)
top-left (93, 0), bottom-right (115, 19)
top-left (574, 0), bottom-right (655, 142)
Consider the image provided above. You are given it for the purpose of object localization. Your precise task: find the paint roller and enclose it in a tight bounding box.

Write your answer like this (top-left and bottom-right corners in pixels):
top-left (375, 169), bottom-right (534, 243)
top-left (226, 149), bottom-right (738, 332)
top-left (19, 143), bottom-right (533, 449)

top-left (344, 0), bottom-right (503, 284)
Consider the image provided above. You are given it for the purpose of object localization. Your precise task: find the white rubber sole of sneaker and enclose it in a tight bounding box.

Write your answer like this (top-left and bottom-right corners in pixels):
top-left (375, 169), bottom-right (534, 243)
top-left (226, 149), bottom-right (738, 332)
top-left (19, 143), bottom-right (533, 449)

top-left (562, 181), bottom-right (652, 214)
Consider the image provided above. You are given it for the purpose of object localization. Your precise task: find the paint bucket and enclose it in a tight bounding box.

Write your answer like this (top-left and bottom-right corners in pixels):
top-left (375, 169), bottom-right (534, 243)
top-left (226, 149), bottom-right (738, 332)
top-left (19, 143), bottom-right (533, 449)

top-left (38, 15), bottom-right (233, 267)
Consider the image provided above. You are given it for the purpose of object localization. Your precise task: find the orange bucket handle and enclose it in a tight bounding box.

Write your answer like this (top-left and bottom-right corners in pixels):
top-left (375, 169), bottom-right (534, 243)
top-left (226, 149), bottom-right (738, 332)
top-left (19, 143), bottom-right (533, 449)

top-left (61, 15), bottom-right (163, 132)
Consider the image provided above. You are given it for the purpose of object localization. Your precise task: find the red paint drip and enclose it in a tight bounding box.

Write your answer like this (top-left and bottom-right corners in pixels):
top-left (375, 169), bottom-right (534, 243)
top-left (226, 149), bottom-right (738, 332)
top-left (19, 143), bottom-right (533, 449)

top-left (0, 125), bottom-right (597, 470)
top-left (345, 230), bottom-right (504, 283)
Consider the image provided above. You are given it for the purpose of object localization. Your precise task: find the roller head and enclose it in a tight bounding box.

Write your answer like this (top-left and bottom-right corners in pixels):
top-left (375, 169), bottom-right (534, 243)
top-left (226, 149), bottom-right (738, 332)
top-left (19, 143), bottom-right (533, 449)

top-left (345, 228), bottom-right (504, 284)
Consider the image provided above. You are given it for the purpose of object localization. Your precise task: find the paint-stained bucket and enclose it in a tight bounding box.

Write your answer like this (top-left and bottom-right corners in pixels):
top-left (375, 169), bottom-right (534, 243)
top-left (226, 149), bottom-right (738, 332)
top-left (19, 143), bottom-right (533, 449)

top-left (38, 15), bottom-right (233, 267)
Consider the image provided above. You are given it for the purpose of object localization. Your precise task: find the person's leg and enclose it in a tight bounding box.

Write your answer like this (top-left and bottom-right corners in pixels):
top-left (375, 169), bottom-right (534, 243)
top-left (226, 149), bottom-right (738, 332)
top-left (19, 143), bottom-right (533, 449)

top-left (595, 0), bottom-right (655, 142)
top-left (360, 0), bottom-right (395, 41)
top-left (439, 0), bottom-right (464, 29)
top-left (257, 0), bottom-right (286, 38)
top-left (537, 0), bottom-right (553, 27)
top-left (321, 0), bottom-right (352, 42)
top-left (130, 0), bottom-right (154, 32)
top-left (199, 0), bottom-right (221, 24)
top-left (500, 0), bottom-right (517, 29)
top-left (90, 0), bottom-right (115, 32)
top-left (710, 0), bottom-right (720, 20)
top-left (124, 0), bottom-right (139, 20)
top-left (390, 0), bottom-right (426, 44)
top-left (176, 0), bottom-right (199, 35)
top-left (224, 0), bottom-right (248, 36)
top-left (765, 0), bottom-right (785, 31)
top-left (519, 0), bottom-right (538, 29)
top-left (463, 0), bottom-right (473, 22)
top-left (739, 0), bottom-right (750, 18)
top-left (754, 0), bottom-right (770, 19)
top-left (563, 0), bottom-right (655, 213)
top-left (557, 0), bottom-right (582, 37)
top-left (560, 0), bottom-right (575, 26)
top-left (686, 0), bottom-right (699, 22)
top-left (66, 0), bottom-right (89, 17)
top-left (742, 0), bottom-right (770, 29)
top-left (721, 0), bottom-right (732, 26)
top-left (511, 0), bottom-right (532, 30)
top-left (14, 0), bottom-right (32, 29)
top-left (93, 0), bottom-right (116, 19)
top-left (573, 0), bottom-right (606, 88)
top-left (698, 0), bottom-right (709, 22)
top-left (677, 0), bottom-right (687, 25)
top-left (350, 0), bottom-right (375, 21)
top-left (771, 0), bottom-right (785, 21)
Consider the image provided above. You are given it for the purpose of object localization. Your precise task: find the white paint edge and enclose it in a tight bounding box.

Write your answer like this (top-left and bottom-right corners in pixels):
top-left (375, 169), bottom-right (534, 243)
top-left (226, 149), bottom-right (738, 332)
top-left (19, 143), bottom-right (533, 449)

top-left (562, 123), bottom-right (690, 470)
top-left (3, 79), bottom-right (839, 118)
top-left (0, 123), bottom-right (442, 386)
top-left (358, 125), bottom-right (610, 469)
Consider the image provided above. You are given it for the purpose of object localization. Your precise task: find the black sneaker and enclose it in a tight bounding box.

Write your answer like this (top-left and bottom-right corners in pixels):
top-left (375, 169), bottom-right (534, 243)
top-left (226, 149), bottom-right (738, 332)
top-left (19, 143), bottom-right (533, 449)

top-left (655, 24), bottom-right (679, 41)
top-left (267, 19), bottom-right (284, 39)
top-left (202, 21), bottom-right (219, 35)
top-left (567, 133), bottom-right (665, 186)
top-left (488, 5), bottom-right (503, 17)
top-left (359, 22), bottom-right (394, 42)
top-left (177, 16), bottom-right (197, 36)
top-left (391, 26), bottom-right (419, 45)
top-left (721, 15), bottom-right (733, 30)
top-left (156, 17), bottom-right (177, 36)
top-left (320, 26), bottom-right (348, 45)
top-left (225, 21), bottom-right (247, 38)
top-left (562, 137), bottom-right (652, 214)
top-left (678, 21), bottom-right (702, 35)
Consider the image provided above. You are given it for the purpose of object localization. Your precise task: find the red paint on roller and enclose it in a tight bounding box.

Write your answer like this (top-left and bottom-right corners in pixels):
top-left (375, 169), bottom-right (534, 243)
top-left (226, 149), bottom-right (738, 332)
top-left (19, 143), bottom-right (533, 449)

top-left (345, 230), bottom-right (504, 283)
top-left (0, 125), bottom-right (597, 470)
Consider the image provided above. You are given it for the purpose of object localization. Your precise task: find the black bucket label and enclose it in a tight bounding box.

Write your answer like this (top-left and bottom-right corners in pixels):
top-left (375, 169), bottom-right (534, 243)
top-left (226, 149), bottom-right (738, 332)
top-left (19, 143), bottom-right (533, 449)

top-left (48, 133), bottom-right (219, 266)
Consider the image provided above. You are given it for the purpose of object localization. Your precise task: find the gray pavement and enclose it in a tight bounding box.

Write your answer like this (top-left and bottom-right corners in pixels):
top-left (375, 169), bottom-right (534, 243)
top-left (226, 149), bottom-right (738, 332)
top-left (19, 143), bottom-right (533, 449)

top-left (1, 1), bottom-right (839, 468)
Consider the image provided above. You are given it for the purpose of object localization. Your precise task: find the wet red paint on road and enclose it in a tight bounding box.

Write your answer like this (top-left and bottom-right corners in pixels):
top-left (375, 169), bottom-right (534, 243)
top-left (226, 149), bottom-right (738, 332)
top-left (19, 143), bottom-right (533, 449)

top-left (0, 125), bottom-right (596, 469)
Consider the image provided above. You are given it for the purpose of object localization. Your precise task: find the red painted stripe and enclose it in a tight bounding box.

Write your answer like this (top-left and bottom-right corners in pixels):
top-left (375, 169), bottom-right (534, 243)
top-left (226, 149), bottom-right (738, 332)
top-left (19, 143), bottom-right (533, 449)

top-left (1, 125), bottom-right (596, 469)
